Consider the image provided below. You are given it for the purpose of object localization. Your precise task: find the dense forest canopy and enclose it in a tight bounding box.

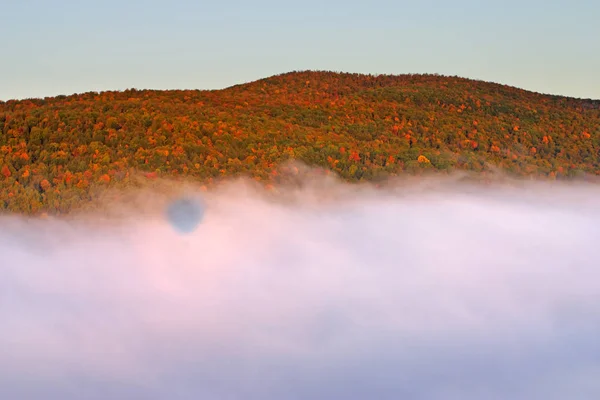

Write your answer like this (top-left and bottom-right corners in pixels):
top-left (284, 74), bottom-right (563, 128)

top-left (1, 71), bottom-right (599, 215)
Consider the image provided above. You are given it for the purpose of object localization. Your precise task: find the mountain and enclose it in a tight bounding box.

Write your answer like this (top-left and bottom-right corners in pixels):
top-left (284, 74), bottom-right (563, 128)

top-left (1, 71), bottom-right (599, 214)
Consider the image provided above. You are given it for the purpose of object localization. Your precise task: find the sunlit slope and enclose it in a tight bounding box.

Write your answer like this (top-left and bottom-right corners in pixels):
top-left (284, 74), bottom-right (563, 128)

top-left (1, 71), bottom-right (599, 214)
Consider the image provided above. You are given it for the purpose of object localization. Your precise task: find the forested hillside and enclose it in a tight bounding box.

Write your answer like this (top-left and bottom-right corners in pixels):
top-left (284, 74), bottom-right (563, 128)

top-left (1, 71), bottom-right (599, 214)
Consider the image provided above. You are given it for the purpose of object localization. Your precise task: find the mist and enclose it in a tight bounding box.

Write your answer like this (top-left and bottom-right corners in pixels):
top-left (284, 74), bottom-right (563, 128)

top-left (2, 175), bottom-right (600, 399)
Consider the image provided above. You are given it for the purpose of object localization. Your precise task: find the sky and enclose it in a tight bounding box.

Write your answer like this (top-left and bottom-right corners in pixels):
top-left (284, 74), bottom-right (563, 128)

top-left (2, 174), bottom-right (600, 399)
top-left (1, 0), bottom-right (599, 100)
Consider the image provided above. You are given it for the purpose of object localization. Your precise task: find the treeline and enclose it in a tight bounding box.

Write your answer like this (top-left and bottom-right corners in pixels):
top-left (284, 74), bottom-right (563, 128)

top-left (1, 71), bottom-right (599, 214)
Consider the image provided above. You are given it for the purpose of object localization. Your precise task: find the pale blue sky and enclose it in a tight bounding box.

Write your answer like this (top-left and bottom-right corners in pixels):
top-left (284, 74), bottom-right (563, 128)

top-left (1, 0), bottom-right (599, 100)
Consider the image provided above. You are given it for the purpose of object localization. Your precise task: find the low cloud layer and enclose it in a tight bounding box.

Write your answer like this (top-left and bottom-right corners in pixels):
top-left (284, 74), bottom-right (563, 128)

top-left (2, 176), bottom-right (600, 399)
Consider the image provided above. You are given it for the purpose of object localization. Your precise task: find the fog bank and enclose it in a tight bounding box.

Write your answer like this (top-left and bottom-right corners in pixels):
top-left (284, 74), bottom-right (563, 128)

top-left (1, 177), bottom-right (600, 399)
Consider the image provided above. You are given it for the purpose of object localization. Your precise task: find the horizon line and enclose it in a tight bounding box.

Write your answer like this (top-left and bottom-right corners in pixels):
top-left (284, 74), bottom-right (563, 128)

top-left (2, 70), bottom-right (599, 103)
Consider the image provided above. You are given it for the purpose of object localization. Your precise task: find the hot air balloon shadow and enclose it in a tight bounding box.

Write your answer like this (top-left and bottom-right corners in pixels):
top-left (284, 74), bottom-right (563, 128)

top-left (166, 196), bottom-right (205, 234)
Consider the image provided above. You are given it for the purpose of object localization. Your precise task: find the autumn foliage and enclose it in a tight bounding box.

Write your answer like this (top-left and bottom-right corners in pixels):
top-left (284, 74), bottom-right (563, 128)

top-left (1, 71), bottom-right (599, 214)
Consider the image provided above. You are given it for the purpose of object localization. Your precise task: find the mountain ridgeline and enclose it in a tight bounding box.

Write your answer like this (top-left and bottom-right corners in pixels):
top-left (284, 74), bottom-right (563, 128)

top-left (1, 71), bottom-right (600, 214)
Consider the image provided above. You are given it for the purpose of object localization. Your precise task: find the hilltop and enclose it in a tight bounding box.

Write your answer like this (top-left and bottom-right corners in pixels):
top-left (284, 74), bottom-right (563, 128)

top-left (1, 71), bottom-right (599, 214)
